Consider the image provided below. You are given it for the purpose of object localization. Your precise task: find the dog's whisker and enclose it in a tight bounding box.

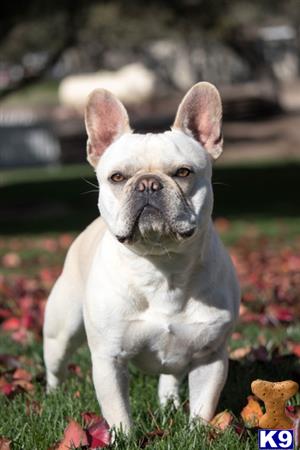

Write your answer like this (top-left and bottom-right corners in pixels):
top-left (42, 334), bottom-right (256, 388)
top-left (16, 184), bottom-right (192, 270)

top-left (82, 177), bottom-right (100, 190)
top-left (81, 189), bottom-right (100, 195)
top-left (212, 182), bottom-right (230, 187)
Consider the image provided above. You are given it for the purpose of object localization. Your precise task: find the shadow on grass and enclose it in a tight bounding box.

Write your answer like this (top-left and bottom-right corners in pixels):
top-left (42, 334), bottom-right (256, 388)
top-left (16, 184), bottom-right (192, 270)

top-left (220, 356), bottom-right (300, 415)
top-left (0, 163), bottom-right (299, 234)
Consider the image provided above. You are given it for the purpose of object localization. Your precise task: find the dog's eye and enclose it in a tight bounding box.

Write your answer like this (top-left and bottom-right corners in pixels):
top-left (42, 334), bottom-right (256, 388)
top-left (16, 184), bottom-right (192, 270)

top-left (111, 172), bottom-right (126, 183)
top-left (175, 167), bottom-right (191, 178)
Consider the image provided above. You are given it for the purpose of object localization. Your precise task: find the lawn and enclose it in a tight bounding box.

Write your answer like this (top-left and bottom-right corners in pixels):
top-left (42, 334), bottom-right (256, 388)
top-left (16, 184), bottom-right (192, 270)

top-left (0, 163), bottom-right (299, 449)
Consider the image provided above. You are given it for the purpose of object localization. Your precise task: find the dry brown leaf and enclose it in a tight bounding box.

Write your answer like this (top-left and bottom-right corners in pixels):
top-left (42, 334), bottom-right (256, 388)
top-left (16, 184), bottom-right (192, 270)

top-left (241, 395), bottom-right (263, 428)
top-left (0, 438), bottom-right (11, 450)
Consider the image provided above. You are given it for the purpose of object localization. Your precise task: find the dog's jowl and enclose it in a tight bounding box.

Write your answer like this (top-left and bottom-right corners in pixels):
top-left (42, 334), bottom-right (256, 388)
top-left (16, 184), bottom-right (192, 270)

top-left (43, 82), bottom-right (240, 432)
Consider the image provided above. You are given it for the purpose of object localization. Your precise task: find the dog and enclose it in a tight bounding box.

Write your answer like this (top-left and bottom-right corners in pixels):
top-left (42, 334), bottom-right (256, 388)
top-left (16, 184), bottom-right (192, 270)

top-left (43, 82), bottom-right (240, 433)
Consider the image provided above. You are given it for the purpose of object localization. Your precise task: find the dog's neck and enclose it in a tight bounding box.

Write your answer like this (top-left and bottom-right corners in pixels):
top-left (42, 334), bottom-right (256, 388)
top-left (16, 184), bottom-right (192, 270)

top-left (107, 219), bottom-right (215, 276)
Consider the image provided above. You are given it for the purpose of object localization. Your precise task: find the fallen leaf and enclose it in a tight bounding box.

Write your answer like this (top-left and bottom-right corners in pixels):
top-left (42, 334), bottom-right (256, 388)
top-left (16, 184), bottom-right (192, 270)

top-left (288, 342), bottom-right (300, 358)
top-left (13, 368), bottom-right (32, 381)
top-left (11, 329), bottom-right (30, 344)
top-left (0, 378), bottom-right (16, 397)
top-left (68, 363), bottom-right (82, 377)
top-left (286, 405), bottom-right (300, 419)
top-left (241, 395), bottom-right (263, 428)
top-left (231, 332), bottom-right (243, 341)
top-left (229, 346), bottom-right (251, 360)
top-left (210, 410), bottom-right (233, 430)
top-left (267, 305), bottom-right (294, 323)
top-left (0, 438), bottom-right (11, 450)
top-left (2, 252), bottom-right (21, 268)
top-left (25, 399), bottom-right (42, 416)
top-left (214, 217), bottom-right (230, 233)
top-left (57, 420), bottom-right (88, 450)
top-left (59, 234), bottom-right (73, 248)
top-left (81, 411), bottom-right (101, 427)
top-left (1, 317), bottom-right (21, 331)
top-left (86, 418), bottom-right (111, 448)
top-left (13, 379), bottom-right (34, 393)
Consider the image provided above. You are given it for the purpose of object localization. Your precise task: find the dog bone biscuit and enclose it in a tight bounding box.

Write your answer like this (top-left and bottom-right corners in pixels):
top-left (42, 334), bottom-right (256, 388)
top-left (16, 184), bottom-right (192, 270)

top-left (251, 379), bottom-right (299, 429)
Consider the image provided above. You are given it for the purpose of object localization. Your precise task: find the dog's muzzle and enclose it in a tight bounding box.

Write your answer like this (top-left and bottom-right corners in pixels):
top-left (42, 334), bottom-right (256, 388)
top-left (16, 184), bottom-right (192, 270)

top-left (115, 174), bottom-right (196, 244)
top-left (134, 174), bottom-right (163, 194)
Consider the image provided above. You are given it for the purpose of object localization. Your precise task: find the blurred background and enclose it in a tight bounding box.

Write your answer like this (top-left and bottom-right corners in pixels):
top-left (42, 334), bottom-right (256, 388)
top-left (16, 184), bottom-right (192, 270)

top-left (1, 0), bottom-right (300, 232)
top-left (0, 2), bottom-right (300, 445)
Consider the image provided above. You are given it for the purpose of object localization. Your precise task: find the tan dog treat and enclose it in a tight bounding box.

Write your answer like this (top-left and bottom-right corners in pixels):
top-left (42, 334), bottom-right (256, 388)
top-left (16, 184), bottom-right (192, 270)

top-left (251, 379), bottom-right (299, 429)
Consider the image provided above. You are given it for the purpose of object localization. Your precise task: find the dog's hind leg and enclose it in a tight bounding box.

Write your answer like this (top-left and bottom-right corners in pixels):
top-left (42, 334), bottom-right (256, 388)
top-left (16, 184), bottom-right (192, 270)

top-left (43, 275), bottom-right (85, 391)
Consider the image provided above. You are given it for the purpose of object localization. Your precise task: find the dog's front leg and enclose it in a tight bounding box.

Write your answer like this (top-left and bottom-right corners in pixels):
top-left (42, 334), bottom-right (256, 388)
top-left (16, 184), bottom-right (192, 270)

top-left (188, 347), bottom-right (228, 423)
top-left (91, 352), bottom-right (132, 433)
top-left (158, 374), bottom-right (182, 408)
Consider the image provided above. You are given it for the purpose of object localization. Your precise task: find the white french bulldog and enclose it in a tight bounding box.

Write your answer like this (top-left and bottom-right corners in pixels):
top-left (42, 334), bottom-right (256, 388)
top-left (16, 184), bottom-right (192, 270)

top-left (43, 82), bottom-right (240, 432)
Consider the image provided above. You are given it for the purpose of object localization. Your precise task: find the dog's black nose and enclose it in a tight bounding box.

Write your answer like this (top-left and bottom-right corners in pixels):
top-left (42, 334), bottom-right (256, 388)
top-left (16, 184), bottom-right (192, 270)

top-left (135, 175), bottom-right (163, 193)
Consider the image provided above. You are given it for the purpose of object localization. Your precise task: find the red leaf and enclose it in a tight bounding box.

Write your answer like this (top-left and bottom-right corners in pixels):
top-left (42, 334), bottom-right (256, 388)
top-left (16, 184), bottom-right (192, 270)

top-left (11, 329), bottom-right (29, 344)
top-left (86, 418), bottom-right (111, 448)
top-left (286, 405), bottom-right (300, 419)
top-left (1, 384), bottom-right (15, 397)
top-left (0, 438), bottom-right (11, 450)
top-left (1, 317), bottom-right (21, 331)
top-left (267, 305), bottom-right (294, 323)
top-left (0, 378), bottom-right (16, 397)
top-left (241, 395), bottom-right (263, 428)
top-left (214, 217), bottom-right (230, 233)
top-left (13, 368), bottom-right (32, 382)
top-left (57, 420), bottom-right (88, 450)
top-left (68, 363), bottom-right (82, 377)
top-left (2, 252), bottom-right (21, 268)
top-left (289, 343), bottom-right (300, 358)
top-left (81, 411), bottom-right (102, 427)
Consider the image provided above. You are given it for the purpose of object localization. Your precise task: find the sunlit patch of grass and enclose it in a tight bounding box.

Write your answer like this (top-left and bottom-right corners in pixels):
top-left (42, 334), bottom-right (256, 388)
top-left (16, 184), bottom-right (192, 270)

top-left (0, 80), bottom-right (59, 107)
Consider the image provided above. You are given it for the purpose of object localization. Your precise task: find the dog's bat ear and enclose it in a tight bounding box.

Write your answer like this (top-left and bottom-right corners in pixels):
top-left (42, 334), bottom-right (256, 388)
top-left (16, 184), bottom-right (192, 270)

top-left (85, 89), bottom-right (131, 167)
top-left (173, 82), bottom-right (223, 160)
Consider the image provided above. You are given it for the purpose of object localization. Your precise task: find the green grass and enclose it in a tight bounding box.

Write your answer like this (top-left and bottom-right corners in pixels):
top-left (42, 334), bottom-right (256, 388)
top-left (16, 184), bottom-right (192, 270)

top-left (0, 80), bottom-right (59, 107)
top-left (1, 162), bottom-right (300, 448)
top-left (0, 164), bottom-right (94, 188)
top-left (0, 329), bottom-right (299, 450)
top-left (1, 328), bottom-right (299, 449)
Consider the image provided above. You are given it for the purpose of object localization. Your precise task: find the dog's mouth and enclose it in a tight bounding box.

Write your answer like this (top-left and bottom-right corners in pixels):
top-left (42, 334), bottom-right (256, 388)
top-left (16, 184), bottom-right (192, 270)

top-left (116, 204), bottom-right (195, 244)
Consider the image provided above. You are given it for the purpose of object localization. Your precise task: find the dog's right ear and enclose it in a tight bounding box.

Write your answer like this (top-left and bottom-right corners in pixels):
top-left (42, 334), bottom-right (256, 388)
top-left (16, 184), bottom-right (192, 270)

top-left (173, 82), bottom-right (223, 160)
top-left (85, 89), bottom-right (131, 167)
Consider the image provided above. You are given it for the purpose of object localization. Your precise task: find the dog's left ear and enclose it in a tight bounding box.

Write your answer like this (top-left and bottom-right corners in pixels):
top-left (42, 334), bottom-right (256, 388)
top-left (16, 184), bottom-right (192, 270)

top-left (85, 89), bottom-right (131, 167)
top-left (173, 82), bottom-right (223, 160)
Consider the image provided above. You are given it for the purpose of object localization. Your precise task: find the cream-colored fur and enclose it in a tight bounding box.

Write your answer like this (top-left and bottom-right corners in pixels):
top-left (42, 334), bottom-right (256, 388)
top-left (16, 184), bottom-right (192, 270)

top-left (43, 83), bottom-right (240, 433)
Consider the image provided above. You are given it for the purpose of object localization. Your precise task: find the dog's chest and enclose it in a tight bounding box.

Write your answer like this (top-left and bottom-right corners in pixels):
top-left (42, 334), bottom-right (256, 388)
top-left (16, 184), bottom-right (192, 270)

top-left (121, 280), bottom-right (224, 375)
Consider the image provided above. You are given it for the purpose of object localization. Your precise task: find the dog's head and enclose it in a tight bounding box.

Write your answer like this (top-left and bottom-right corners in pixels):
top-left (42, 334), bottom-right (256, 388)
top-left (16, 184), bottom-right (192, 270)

top-left (85, 82), bottom-right (223, 254)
